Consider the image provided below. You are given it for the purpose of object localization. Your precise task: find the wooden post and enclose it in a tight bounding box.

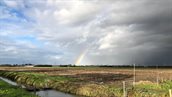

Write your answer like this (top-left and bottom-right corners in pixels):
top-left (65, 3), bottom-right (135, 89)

top-left (156, 65), bottom-right (159, 85)
top-left (123, 81), bottom-right (126, 97)
top-left (169, 89), bottom-right (172, 97)
top-left (133, 64), bottom-right (136, 86)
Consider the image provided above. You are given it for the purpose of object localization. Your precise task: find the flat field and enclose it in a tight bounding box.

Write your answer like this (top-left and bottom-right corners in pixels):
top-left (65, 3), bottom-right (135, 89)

top-left (0, 67), bottom-right (171, 82)
top-left (0, 67), bottom-right (172, 97)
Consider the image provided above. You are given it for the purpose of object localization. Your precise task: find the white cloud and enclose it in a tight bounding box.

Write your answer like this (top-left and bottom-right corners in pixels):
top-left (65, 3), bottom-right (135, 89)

top-left (3, 0), bottom-right (18, 8)
top-left (0, 0), bottom-right (172, 65)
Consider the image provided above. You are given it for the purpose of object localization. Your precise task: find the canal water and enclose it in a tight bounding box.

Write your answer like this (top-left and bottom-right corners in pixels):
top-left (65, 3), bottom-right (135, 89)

top-left (0, 77), bottom-right (82, 97)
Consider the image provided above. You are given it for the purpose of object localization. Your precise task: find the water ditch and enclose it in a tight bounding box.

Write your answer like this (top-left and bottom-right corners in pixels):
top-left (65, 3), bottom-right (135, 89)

top-left (0, 77), bottom-right (82, 97)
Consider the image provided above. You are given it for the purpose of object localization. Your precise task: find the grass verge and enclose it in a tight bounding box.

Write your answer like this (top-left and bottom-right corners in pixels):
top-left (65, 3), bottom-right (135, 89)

top-left (0, 79), bottom-right (39, 97)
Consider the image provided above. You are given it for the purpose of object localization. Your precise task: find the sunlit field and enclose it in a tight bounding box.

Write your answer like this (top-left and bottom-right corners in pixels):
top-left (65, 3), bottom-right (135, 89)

top-left (0, 66), bottom-right (172, 97)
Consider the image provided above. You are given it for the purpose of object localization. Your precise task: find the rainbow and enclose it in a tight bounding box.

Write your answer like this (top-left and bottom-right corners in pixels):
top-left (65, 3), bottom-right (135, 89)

top-left (75, 49), bottom-right (88, 65)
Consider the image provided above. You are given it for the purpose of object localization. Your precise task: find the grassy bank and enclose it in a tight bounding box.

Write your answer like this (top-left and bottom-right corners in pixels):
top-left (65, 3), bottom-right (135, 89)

top-left (0, 71), bottom-right (171, 97)
top-left (128, 81), bottom-right (172, 97)
top-left (0, 79), bottom-right (39, 97)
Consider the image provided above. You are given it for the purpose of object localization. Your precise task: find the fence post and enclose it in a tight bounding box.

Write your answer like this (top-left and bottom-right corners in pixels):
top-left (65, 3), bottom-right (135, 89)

top-left (123, 81), bottom-right (126, 97)
top-left (169, 89), bottom-right (172, 97)
top-left (133, 64), bottom-right (136, 86)
top-left (156, 65), bottom-right (159, 85)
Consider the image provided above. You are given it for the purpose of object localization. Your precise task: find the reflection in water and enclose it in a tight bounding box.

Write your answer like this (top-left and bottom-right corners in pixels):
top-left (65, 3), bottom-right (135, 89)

top-left (0, 77), bottom-right (82, 97)
top-left (0, 77), bottom-right (25, 88)
top-left (36, 90), bottom-right (79, 97)
top-left (0, 77), bottom-right (18, 86)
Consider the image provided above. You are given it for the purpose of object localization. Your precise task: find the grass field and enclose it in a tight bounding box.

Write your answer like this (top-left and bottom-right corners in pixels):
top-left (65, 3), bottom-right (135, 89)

top-left (0, 79), bottom-right (38, 97)
top-left (0, 67), bottom-right (172, 97)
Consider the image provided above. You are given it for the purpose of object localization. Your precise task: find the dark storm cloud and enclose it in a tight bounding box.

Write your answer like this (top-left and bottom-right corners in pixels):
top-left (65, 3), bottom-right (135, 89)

top-left (0, 0), bottom-right (172, 65)
top-left (92, 0), bottom-right (172, 65)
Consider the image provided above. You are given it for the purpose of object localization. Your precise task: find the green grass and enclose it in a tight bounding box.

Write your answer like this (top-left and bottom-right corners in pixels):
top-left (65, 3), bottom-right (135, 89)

top-left (0, 71), bottom-right (78, 89)
top-left (0, 79), bottom-right (39, 97)
top-left (0, 71), bottom-right (172, 97)
top-left (128, 81), bottom-right (171, 97)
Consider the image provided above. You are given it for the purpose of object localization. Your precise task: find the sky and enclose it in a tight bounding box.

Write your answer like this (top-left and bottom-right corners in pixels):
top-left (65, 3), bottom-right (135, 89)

top-left (0, 0), bottom-right (172, 65)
